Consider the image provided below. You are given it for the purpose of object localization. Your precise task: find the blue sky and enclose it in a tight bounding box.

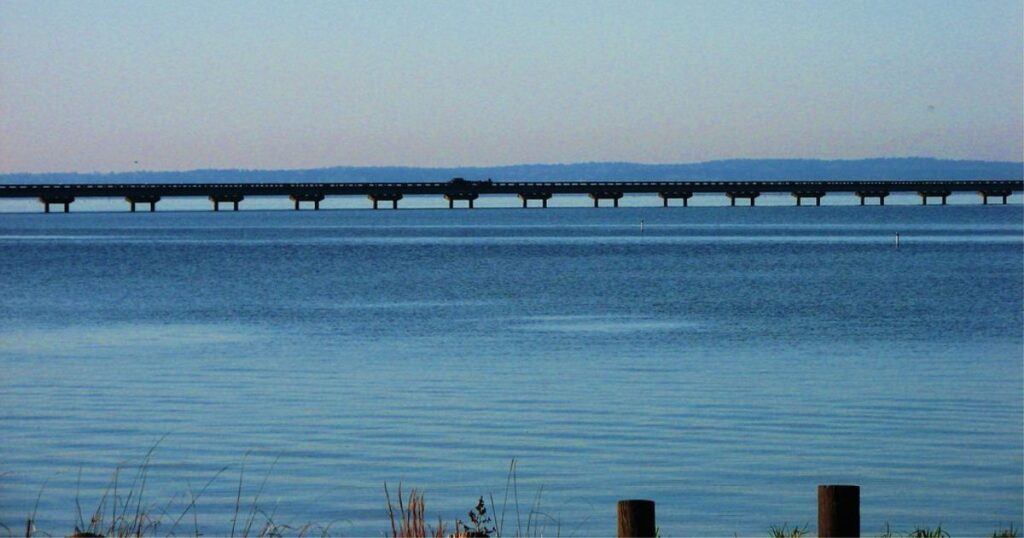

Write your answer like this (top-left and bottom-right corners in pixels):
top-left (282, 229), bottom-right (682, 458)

top-left (1, 0), bottom-right (1021, 173)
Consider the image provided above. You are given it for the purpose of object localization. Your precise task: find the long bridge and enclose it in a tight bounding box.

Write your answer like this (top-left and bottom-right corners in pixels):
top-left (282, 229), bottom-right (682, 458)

top-left (1, 178), bottom-right (1020, 212)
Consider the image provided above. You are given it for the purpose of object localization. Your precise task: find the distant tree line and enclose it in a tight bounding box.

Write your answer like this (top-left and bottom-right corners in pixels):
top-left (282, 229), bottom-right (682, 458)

top-left (3, 157), bottom-right (1021, 184)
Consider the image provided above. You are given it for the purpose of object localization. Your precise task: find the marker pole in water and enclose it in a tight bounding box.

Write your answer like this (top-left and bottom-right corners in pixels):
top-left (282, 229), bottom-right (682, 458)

top-left (896, 232), bottom-right (900, 248)
top-left (818, 485), bottom-right (860, 537)
top-left (640, 219), bottom-right (645, 234)
top-left (617, 499), bottom-right (655, 538)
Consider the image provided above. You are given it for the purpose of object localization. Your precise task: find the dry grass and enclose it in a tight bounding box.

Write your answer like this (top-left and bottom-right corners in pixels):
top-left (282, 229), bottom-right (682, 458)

top-left (383, 459), bottom-right (559, 538)
top-left (20, 444), bottom-right (332, 538)
top-left (9, 456), bottom-right (567, 538)
top-left (384, 482), bottom-right (450, 538)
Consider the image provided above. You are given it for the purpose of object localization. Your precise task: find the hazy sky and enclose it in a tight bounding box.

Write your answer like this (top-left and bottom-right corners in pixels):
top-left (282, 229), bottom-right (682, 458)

top-left (1, 1), bottom-right (1021, 173)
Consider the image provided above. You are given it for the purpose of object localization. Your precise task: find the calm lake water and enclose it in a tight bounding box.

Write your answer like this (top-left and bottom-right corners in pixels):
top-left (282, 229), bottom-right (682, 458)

top-left (1, 200), bottom-right (1022, 536)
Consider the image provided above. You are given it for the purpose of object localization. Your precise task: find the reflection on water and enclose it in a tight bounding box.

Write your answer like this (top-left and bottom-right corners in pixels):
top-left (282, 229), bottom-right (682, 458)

top-left (515, 315), bottom-right (705, 334)
top-left (0, 323), bottom-right (255, 354)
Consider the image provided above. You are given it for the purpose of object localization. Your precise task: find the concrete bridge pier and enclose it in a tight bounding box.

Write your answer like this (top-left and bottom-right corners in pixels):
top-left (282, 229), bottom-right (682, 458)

top-left (39, 195), bottom-right (75, 213)
top-left (726, 191), bottom-right (760, 206)
top-left (791, 191), bottom-right (826, 206)
top-left (979, 190), bottom-right (1012, 205)
top-left (658, 191), bottom-right (693, 207)
top-left (589, 192), bottom-right (623, 207)
top-left (368, 193), bottom-right (402, 209)
top-left (855, 191), bottom-right (890, 206)
top-left (125, 195), bottom-right (161, 212)
top-left (518, 192), bottom-right (552, 208)
top-left (444, 193), bottom-right (479, 208)
top-left (209, 194), bottom-right (244, 211)
top-left (918, 190), bottom-right (952, 205)
top-left (290, 193), bottom-right (326, 210)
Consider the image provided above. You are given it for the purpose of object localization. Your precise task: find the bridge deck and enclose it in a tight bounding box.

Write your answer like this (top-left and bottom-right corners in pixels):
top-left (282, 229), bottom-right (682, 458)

top-left (1, 179), bottom-right (1021, 198)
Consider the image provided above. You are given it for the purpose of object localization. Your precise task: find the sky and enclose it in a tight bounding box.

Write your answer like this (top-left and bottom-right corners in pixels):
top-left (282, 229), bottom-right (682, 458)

top-left (1, 0), bottom-right (1021, 173)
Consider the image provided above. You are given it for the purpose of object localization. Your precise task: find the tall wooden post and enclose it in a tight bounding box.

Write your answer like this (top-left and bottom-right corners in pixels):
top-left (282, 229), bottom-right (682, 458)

top-left (617, 499), bottom-right (655, 538)
top-left (818, 485), bottom-right (859, 537)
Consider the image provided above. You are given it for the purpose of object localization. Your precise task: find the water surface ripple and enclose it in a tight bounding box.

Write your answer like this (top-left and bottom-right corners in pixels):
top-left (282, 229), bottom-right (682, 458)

top-left (1, 206), bottom-right (1021, 536)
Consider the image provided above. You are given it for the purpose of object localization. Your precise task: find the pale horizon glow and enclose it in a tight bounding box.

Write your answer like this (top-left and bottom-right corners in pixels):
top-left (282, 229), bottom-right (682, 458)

top-left (1, 0), bottom-right (1022, 174)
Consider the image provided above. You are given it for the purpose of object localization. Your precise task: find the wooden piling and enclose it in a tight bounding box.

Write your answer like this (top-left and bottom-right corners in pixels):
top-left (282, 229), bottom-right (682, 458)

top-left (818, 485), bottom-right (859, 537)
top-left (617, 499), bottom-right (656, 538)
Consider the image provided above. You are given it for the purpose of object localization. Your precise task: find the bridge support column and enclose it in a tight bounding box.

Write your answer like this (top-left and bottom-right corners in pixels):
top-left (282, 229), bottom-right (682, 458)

top-left (518, 193), bottom-right (552, 208)
top-left (658, 192), bottom-right (693, 207)
top-left (444, 193), bottom-right (478, 209)
top-left (918, 190), bottom-right (952, 206)
top-left (855, 191), bottom-right (889, 206)
top-left (209, 194), bottom-right (244, 211)
top-left (39, 196), bottom-right (75, 213)
top-left (792, 191), bottom-right (825, 207)
top-left (368, 193), bottom-right (403, 210)
top-left (126, 195), bottom-right (160, 212)
top-left (589, 192), bottom-right (623, 208)
top-left (289, 193), bottom-right (326, 210)
top-left (979, 190), bottom-right (1012, 205)
top-left (726, 191), bottom-right (759, 207)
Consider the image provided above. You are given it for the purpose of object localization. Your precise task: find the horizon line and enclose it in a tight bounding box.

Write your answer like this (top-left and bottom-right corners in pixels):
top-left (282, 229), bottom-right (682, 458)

top-left (3, 156), bottom-right (1023, 177)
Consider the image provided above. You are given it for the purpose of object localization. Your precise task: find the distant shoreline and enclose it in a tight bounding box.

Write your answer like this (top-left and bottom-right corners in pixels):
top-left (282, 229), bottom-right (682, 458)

top-left (2, 157), bottom-right (1022, 183)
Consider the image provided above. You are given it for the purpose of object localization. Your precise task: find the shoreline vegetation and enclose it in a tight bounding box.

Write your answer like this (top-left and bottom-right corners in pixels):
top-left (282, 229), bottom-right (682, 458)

top-left (3, 454), bottom-right (1019, 538)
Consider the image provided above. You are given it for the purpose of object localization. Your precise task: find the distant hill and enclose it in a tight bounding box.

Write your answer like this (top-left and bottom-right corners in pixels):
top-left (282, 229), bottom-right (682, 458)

top-left (2, 158), bottom-right (1021, 184)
